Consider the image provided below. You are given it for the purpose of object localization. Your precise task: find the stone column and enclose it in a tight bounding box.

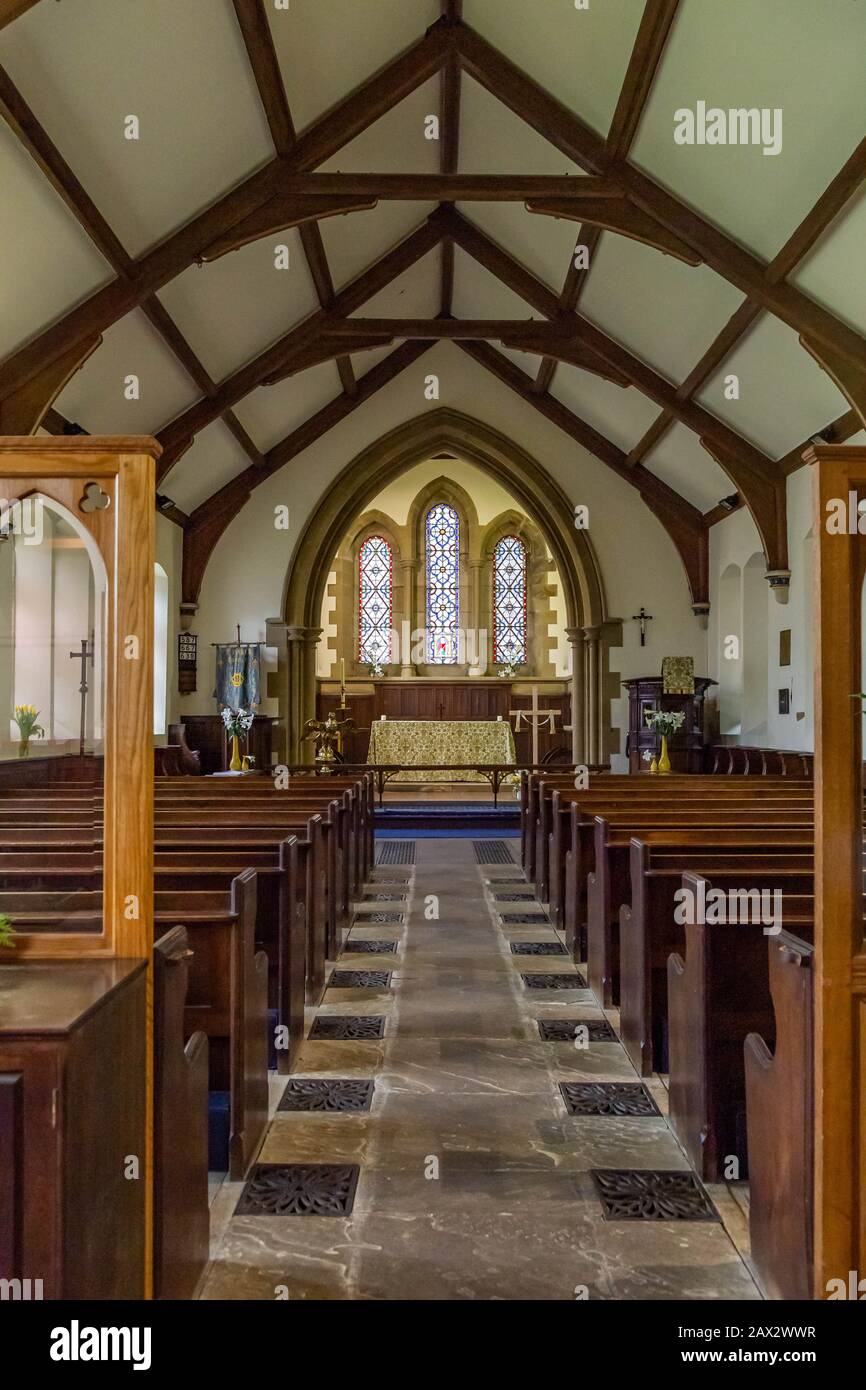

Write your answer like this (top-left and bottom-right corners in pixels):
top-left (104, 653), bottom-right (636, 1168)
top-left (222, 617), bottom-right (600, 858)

top-left (469, 559), bottom-right (486, 674)
top-left (301, 627), bottom-right (322, 765)
top-left (565, 626), bottom-right (586, 764)
top-left (584, 625), bottom-right (602, 766)
top-left (265, 617), bottom-right (288, 766)
top-left (399, 560), bottom-right (418, 677)
top-left (284, 625), bottom-right (308, 765)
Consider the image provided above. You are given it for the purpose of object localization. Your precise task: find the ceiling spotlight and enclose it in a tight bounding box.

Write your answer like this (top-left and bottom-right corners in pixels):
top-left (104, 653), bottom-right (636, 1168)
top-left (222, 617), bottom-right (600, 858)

top-left (155, 494), bottom-right (175, 512)
top-left (718, 493), bottom-right (740, 512)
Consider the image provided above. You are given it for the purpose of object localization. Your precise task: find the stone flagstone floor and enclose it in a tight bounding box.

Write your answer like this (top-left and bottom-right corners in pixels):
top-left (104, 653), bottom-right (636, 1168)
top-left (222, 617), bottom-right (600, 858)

top-left (201, 838), bottom-right (761, 1301)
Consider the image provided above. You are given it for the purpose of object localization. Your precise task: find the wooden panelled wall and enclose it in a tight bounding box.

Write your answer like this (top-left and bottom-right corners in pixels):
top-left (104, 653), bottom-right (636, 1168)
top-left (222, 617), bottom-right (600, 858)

top-left (317, 679), bottom-right (570, 764)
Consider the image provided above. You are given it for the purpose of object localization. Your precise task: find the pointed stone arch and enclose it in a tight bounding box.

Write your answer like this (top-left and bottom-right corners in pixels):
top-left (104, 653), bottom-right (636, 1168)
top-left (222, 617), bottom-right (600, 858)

top-left (276, 409), bottom-right (611, 761)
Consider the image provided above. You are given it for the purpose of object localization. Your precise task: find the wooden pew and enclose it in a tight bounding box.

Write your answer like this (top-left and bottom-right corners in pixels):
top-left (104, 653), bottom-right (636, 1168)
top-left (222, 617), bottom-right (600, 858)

top-left (551, 782), bottom-right (812, 939)
top-left (1, 871), bottom-right (268, 1182)
top-left (587, 817), bottom-right (815, 1006)
top-left (665, 871), bottom-right (817, 1184)
top-left (744, 932), bottom-right (814, 1300)
top-left (625, 856), bottom-right (817, 1084)
top-left (153, 926), bottom-right (209, 1301)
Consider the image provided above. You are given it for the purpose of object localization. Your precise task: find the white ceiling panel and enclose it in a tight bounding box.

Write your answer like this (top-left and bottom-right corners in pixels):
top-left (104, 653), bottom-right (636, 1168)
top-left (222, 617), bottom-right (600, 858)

top-left (161, 419), bottom-right (249, 515)
top-left (0, 0), bottom-right (273, 257)
top-left (451, 245), bottom-right (543, 322)
top-left (351, 250), bottom-right (441, 321)
top-left (267, 0), bottom-right (440, 133)
top-left (156, 230), bottom-right (320, 382)
top-left (0, 122), bottom-right (113, 359)
top-left (319, 202), bottom-right (437, 291)
top-left (457, 201), bottom-right (578, 294)
top-left (644, 423), bottom-right (733, 513)
top-left (696, 315), bottom-right (851, 457)
top-left (632, 0), bottom-right (866, 260)
top-left (794, 184), bottom-right (866, 338)
top-left (550, 366), bottom-right (661, 454)
top-left (54, 308), bottom-right (200, 435)
top-left (459, 73), bottom-right (584, 176)
top-left (578, 235), bottom-right (745, 384)
top-left (463, 0), bottom-right (646, 137)
top-left (233, 360), bottom-right (342, 454)
top-left (319, 77), bottom-right (442, 177)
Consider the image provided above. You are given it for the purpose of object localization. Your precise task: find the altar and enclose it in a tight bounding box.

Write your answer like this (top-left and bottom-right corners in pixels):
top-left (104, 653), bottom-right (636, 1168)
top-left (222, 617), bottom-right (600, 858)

top-left (366, 719), bottom-right (516, 781)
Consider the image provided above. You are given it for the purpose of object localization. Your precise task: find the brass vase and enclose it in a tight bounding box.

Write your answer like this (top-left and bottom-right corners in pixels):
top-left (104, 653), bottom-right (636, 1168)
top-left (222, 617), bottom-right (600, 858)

top-left (658, 734), bottom-right (672, 774)
top-left (229, 734), bottom-right (243, 772)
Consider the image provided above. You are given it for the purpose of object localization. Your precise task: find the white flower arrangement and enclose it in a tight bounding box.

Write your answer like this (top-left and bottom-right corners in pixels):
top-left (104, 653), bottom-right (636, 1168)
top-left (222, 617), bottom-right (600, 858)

top-left (644, 708), bottom-right (685, 738)
top-left (221, 706), bottom-right (255, 739)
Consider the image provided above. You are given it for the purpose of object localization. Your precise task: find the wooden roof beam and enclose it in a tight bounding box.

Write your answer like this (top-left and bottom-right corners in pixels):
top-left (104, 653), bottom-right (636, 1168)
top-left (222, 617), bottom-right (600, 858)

top-left (182, 340), bottom-right (435, 604)
top-left (454, 20), bottom-right (866, 377)
top-left (440, 206), bottom-right (787, 572)
top-left (230, 0), bottom-right (356, 395)
top-left (157, 217), bottom-right (443, 481)
top-left (457, 339), bottom-right (708, 609)
top-left (0, 1), bottom-right (41, 28)
top-left (0, 22), bottom-right (453, 411)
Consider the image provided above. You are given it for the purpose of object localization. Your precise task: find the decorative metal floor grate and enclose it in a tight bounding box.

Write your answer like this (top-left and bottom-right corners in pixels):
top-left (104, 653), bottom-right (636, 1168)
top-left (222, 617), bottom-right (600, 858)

top-left (278, 1079), bottom-right (374, 1113)
top-left (590, 1169), bottom-right (719, 1222)
top-left (538, 1018), bottom-right (618, 1042)
top-left (510, 941), bottom-right (569, 956)
top-left (329, 969), bottom-right (392, 990)
top-left (308, 1015), bottom-right (386, 1040)
top-left (343, 939), bottom-right (399, 954)
top-left (520, 971), bottom-right (587, 990)
top-left (560, 1082), bottom-right (660, 1117)
top-left (353, 912), bottom-right (404, 924)
top-left (473, 840), bottom-right (514, 864)
top-left (236, 1164), bottom-right (360, 1217)
top-left (376, 840), bottom-right (416, 865)
top-left (503, 913), bottom-right (553, 925)
top-left (493, 890), bottom-right (537, 902)
top-left (362, 890), bottom-right (407, 901)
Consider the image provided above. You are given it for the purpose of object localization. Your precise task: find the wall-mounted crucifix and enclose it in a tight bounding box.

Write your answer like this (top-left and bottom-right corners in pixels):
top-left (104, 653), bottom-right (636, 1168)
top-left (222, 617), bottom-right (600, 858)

top-left (631, 607), bottom-right (654, 647)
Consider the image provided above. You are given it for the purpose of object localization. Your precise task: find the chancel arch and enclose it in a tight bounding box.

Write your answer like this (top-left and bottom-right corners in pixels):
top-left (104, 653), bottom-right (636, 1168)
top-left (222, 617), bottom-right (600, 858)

top-left (281, 410), bottom-right (611, 762)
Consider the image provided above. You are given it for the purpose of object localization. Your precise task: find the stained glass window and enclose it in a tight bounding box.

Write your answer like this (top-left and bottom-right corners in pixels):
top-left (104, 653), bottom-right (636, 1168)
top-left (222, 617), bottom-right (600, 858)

top-left (492, 535), bottom-right (527, 665)
top-left (426, 503), bottom-right (459, 664)
top-left (358, 535), bottom-right (392, 665)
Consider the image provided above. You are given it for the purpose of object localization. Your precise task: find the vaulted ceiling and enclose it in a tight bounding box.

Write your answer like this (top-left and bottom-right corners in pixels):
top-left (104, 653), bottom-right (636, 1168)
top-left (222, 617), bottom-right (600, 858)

top-left (1, 0), bottom-right (865, 610)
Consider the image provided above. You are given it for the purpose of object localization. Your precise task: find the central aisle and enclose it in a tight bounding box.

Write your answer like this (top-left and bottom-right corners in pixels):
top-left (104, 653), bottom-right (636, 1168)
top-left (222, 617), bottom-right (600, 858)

top-left (203, 838), bottom-right (760, 1301)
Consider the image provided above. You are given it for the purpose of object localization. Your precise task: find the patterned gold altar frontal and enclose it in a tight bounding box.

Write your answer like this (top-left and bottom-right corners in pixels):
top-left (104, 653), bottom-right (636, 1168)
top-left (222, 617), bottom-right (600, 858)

top-left (662, 656), bottom-right (695, 695)
top-left (367, 719), bottom-right (516, 781)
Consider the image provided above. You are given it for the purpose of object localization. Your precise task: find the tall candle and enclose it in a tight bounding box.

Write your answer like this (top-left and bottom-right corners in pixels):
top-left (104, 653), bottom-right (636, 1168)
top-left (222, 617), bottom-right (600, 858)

top-left (340, 658), bottom-right (345, 695)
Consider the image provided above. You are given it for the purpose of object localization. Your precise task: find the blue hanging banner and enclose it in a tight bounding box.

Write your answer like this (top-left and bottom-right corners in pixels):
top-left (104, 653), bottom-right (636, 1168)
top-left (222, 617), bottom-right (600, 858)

top-left (214, 644), bottom-right (263, 710)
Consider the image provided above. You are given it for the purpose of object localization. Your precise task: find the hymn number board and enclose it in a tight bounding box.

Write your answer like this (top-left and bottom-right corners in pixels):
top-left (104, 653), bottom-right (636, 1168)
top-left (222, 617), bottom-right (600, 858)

top-left (0, 437), bottom-right (158, 960)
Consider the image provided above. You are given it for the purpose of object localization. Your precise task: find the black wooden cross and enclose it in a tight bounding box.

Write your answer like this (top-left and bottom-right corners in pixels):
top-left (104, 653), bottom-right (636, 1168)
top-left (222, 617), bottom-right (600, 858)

top-left (69, 636), bottom-right (94, 756)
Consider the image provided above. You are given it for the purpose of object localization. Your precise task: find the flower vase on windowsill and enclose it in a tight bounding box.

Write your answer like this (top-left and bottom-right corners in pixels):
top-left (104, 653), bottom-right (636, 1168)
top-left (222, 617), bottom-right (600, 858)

top-left (221, 706), bottom-right (255, 774)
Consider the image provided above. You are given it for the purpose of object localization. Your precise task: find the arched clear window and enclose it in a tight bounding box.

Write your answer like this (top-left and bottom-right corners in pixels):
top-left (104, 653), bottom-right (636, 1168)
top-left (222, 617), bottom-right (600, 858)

top-left (425, 503), bottom-right (459, 663)
top-left (492, 535), bottom-right (527, 665)
top-left (358, 535), bottom-right (392, 665)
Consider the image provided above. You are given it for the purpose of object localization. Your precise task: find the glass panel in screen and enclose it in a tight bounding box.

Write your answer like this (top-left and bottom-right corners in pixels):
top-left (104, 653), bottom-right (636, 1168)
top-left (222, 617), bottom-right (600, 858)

top-left (0, 494), bottom-right (106, 933)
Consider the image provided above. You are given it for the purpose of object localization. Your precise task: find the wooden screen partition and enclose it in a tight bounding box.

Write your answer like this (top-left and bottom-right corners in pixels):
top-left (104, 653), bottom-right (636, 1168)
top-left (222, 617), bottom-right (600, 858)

top-left (0, 436), bottom-right (158, 1294)
top-left (0, 438), bottom-right (156, 958)
top-left (808, 444), bottom-right (866, 1298)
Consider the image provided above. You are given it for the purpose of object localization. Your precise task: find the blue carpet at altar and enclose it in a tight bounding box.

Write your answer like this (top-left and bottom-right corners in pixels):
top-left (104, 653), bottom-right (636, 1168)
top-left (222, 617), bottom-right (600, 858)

top-left (373, 801), bottom-right (520, 837)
